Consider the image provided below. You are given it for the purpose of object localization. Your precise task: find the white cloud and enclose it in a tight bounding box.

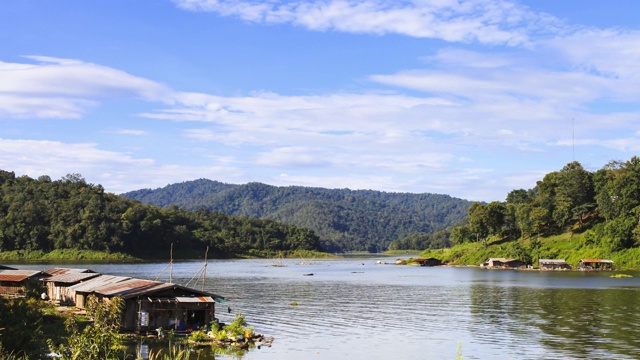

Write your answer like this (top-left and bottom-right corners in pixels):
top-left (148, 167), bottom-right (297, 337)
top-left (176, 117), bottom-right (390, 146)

top-left (172, 0), bottom-right (553, 45)
top-left (0, 138), bottom-right (243, 194)
top-left (107, 129), bottom-right (149, 136)
top-left (0, 56), bottom-right (174, 119)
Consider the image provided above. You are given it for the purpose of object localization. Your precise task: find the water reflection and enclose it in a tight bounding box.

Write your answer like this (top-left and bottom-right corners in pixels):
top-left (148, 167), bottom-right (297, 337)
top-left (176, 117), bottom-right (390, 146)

top-left (14, 260), bottom-right (640, 359)
top-left (469, 281), bottom-right (640, 359)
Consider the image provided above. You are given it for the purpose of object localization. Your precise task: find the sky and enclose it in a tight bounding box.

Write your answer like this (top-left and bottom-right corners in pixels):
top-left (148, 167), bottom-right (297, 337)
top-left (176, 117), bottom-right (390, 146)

top-left (1, 0), bottom-right (639, 202)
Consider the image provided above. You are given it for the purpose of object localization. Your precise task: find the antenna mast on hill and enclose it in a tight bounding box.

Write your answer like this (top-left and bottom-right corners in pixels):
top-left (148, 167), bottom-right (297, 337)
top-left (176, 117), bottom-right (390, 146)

top-left (572, 118), bottom-right (575, 162)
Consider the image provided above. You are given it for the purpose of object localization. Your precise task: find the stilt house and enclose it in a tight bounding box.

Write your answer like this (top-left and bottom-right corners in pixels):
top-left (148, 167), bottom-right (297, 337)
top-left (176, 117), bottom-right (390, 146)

top-left (67, 274), bottom-right (225, 332)
top-left (539, 259), bottom-right (572, 270)
top-left (578, 259), bottom-right (614, 271)
top-left (480, 258), bottom-right (526, 269)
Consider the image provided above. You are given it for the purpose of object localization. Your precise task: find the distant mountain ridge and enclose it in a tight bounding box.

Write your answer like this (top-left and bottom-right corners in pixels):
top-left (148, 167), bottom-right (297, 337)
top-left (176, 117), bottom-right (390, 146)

top-left (121, 180), bottom-right (473, 252)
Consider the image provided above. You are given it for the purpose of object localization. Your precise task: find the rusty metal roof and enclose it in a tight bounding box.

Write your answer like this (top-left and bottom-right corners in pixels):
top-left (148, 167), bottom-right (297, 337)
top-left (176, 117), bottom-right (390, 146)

top-left (580, 259), bottom-right (614, 264)
top-left (96, 279), bottom-right (172, 298)
top-left (66, 274), bottom-right (226, 301)
top-left (44, 268), bottom-right (96, 276)
top-left (176, 296), bottom-right (215, 303)
top-left (45, 272), bottom-right (101, 284)
top-left (0, 270), bottom-right (46, 282)
top-left (68, 275), bottom-right (131, 293)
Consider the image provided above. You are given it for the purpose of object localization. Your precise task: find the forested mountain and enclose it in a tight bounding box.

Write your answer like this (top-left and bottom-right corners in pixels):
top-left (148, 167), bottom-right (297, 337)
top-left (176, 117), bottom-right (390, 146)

top-left (0, 170), bottom-right (322, 258)
top-left (445, 157), bottom-right (640, 265)
top-left (122, 180), bottom-right (473, 252)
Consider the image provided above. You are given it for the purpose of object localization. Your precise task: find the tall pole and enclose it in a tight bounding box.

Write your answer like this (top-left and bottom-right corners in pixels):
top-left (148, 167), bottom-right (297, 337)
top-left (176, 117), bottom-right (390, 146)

top-left (202, 246), bottom-right (209, 291)
top-left (572, 118), bottom-right (575, 162)
top-left (169, 243), bottom-right (173, 284)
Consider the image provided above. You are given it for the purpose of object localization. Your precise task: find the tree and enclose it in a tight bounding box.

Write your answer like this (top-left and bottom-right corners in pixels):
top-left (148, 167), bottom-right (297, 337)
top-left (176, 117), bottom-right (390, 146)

top-left (0, 297), bottom-right (45, 357)
top-left (49, 295), bottom-right (125, 360)
top-left (467, 203), bottom-right (489, 244)
top-left (485, 201), bottom-right (506, 237)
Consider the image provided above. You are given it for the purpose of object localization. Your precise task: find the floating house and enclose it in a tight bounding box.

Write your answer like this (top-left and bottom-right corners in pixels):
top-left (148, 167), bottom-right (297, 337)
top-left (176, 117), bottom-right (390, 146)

top-left (480, 258), bottom-right (526, 269)
top-left (0, 269), bottom-right (49, 296)
top-left (539, 259), bottom-right (572, 271)
top-left (43, 269), bottom-right (101, 305)
top-left (578, 259), bottom-right (614, 271)
top-left (65, 273), bottom-right (225, 332)
top-left (413, 258), bottom-right (442, 267)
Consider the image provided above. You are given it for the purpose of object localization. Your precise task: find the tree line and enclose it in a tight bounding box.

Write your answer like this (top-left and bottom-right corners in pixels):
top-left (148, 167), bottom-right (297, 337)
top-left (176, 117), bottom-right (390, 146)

top-left (448, 157), bottom-right (640, 257)
top-left (122, 180), bottom-right (473, 252)
top-left (0, 170), bottom-right (322, 257)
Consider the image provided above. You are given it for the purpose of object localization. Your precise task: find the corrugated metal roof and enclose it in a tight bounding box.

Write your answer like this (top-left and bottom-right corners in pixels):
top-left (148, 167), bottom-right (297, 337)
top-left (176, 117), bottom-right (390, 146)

top-left (175, 296), bottom-right (215, 303)
top-left (0, 270), bottom-right (45, 282)
top-left (44, 268), bottom-right (96, 276)
top-left (45, 272), bottom-right (101, 284)
top-left (580, 259), bottom-right (614, 264)
top-left (96, 279), bottom-right (172, 298)
top-left (65, 274), bottom-right (226, 301)
top-left (68, 275), bottom-right (131, 293)
top-left (539, 259), bottom-right (567, 264)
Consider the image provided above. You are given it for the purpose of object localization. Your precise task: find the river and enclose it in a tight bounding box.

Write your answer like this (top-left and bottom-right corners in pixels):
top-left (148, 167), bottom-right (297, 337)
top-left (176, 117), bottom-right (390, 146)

top-left (15, 258), bottom-right (640, 359)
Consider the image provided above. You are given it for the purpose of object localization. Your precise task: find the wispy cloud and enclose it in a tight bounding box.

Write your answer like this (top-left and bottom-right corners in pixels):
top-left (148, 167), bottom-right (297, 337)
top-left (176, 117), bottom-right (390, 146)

top-left (0, 138), bottom-right (242, 194)
top-left (107, 129), bottom-right (149, 136)
top-left (0, 56), bottom-right (173, 118)
top-left (172, 0), bottom-right (555, 45)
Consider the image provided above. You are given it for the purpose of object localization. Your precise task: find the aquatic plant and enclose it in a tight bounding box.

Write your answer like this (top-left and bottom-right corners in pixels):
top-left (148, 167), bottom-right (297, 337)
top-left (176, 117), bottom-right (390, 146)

top-left (147, 346), bottom-right (191, 360)
top-left (188, 330), bottom-right (208, 342)
top-left (456, 342), bottom-right (464, 360)
top-left (223, 312), bottom-right (253, 338)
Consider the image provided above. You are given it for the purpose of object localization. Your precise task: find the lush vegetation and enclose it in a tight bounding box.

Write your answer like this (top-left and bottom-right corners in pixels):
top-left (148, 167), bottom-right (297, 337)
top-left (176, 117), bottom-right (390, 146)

top-left (0, 170), bottom-right (322, 259)
top-left (0, 289), bottom-right (85, 359)
top-left (122, 180), bottom-right (472, 252)
top-left (48, 295), bottom-right (126, 360)
top-left (423, 157), bottom-right (640, 269)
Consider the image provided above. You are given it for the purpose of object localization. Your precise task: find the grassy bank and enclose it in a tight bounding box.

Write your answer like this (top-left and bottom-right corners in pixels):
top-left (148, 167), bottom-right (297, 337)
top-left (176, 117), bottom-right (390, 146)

top-left (0, 249), bottom-right (140, 261)
top-left (418, 231), bottom-right (640, 270)
top-left (0, 248), bottom-right (335, 262)
top-left (239, 249), bottom-right (335, 259)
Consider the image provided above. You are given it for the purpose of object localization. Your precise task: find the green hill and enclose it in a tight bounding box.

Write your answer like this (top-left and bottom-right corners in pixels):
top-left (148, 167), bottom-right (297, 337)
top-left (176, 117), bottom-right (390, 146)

top-left (0, 170), bottom-right (322, 259)
top-left (121, 180), bottom-right (473, 252)
top-left (418, 156), bottom-right (640, 270)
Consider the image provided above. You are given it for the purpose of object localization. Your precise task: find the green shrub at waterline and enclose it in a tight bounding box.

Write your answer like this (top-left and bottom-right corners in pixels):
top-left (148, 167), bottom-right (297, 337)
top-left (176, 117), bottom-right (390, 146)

top-left (0, 249), bottom-right (138, 261)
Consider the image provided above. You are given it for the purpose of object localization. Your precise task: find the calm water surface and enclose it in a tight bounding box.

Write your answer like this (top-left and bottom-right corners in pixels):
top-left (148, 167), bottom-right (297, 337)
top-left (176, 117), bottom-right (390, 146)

top-left (17, 258), bottom-right (640, 359)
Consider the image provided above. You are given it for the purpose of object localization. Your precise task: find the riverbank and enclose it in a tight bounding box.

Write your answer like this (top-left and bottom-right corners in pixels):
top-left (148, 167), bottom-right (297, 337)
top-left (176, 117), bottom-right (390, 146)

top-left (416, 231), bottom-right (640, 271)
top-left (0, 249), bottom-right (334, 262)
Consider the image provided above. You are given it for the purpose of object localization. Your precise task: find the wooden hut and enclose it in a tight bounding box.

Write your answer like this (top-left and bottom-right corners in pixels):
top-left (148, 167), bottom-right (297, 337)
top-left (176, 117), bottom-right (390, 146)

top-left (0, 269), bottom-right (49, 297)
top-left (539, 259), bottom-right (572, 271)
top-left (44, 272), bottom-right (101, 304)
top-left (578, 259), bottom-right (614, 271)
top-left (414, 258), bottom-right (442, 267)
top-left (67, 275), bottom-right (225, 332)
top-left (480, 258), bottom-right (526, 269)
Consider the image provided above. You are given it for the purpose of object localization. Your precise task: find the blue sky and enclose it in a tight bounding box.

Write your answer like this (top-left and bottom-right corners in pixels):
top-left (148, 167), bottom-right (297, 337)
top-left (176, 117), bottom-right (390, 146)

top-left (1, 0), bottom-right (639, 202)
